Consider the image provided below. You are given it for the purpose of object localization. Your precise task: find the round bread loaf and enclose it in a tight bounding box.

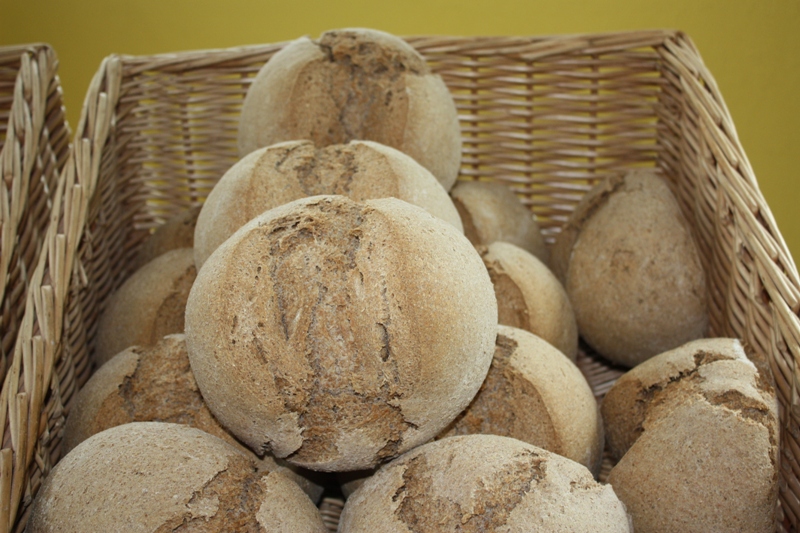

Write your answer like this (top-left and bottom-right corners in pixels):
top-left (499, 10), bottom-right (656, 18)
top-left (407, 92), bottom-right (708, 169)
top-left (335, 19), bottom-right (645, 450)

top-left (438, 325), bottom-right (603, 475)
top-left (238, 28), bottom-right (461, 190)
top-left (133, 205), bottom-right (200, 270)
top-left (63, 334), bottom-right (324, 502)
top-left (603, 338), bottom-right (778, 532)
top-left (27, 422), bottom-right (328, 533)
top-left (450, 180), bottom-right (549, 263)
top-left (194, 140), bottom-right (463, 268)
top-left (339, 435), bottom-right (631, 532)
top-left (552, 170), bottom-right (708, 367)
top-left (185, 195), bottom-right (497, 472)
top-left (94, 248), bottom-right (196, 366)
top-left (479, 242), bottom-right (578, 360)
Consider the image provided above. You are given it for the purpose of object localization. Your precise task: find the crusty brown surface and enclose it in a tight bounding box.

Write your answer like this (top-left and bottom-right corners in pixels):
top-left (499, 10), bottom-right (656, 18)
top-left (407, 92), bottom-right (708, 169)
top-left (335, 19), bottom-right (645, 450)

top-left (559, 170), bottom-right (708, 367)
top-left (450, 180), bottom-right (549, 263)
top-left (94, 248), bottom-right (196, 366)
top-left (65, 335), bottom-right (325, 502)
top-left (185, 196), bottom-right (497, 471)
top-left (339, 435), bottom-right (631, 532)
top-left (133, 205), bottom-right (200, 270)
top-left (480, 241), bottom-right (578, 360)
top-left (238, 29), bottom-right (461, 190)
top-left (603, 338), bottom-right (779, 532)
top-left (439, 326), bottom-right (602, 475)
top-left (194, 139), bottom-right (462, 268)
top-left (27, 423), bottom-right (327, 533)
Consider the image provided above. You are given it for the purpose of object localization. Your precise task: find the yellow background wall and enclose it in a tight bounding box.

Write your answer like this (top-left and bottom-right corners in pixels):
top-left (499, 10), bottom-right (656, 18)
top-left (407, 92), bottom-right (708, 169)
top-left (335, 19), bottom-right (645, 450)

top-left (2, 0), bottom-right (798, 262)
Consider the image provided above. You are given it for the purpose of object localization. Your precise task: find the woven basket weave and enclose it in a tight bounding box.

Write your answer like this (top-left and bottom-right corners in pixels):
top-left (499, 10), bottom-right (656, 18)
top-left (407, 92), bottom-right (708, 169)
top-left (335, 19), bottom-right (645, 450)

top-left (2, 30), bottom-right (799, 532)
top-left (0, 45), bottom-right (69, 390)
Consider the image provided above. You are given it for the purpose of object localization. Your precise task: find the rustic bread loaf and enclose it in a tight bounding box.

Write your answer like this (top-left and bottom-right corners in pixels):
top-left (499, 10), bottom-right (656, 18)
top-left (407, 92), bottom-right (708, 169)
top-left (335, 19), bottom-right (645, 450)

top-left (603, 338), bottom-right (778, 532)
top-left (450, 180), bottom-right (549, 263)
top-left (238, 28), bottom-right (462, 190)
top-left (27, 423), bottom-right (328, 532)
top-left (479, 242), bottom-right (577, 360)
top-left (552, 170), bottom-right (708, 367)
top-left (194, 139), bottom-right (462, 268)
top-left (339, 435), bottom-right (631, 532)
top-left (185, 195), bottom-right (497, 472)
top-left (438, 325), bottom-right (602, 475)
top-left (63, 334), bottom-right (324, 502)
top-left (94, 248), bottom-right (196, 366)
top-left (132, 205), bottom-right (200, 270)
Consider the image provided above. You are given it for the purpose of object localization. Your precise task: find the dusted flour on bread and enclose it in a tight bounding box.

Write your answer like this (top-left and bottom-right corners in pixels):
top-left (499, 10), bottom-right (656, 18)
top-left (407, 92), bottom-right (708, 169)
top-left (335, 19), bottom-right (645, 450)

top-left (64, 334), bottom-right (323, 502)
top-left (552, 170), bottom-right (708, 367)
top-left (194, 140), bottom-right (462, 268)
top-left (603, 338), bottom-right (779, 532)
top-left (479, 242), bottom-right (577, 360)
top-left (339, 435), bottom-right (631, 532)
top-left (185, 195), bottom-right (497, 471)
top-left (27, 423), bottom-right (328, 533)
top-left (238, 28), bottom-right (462, 190)
top-left (94, 248), bottom-right (196, 366)
top-left (438, 326), bottom-right (603, 475)
top-left (450, 180), bottom-right (549, 264)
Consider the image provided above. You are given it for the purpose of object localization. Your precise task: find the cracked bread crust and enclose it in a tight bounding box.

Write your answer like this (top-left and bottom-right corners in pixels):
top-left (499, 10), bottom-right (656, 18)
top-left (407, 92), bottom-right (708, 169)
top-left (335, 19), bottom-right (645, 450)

top-left (93, 248), bottom-right (197, 366)
top-left (185, 195), bottom-right (497, 471)
top-left (339, 435), bottom-right (631, 532)
top-left (238, 28), bottom-right (461, 190)
top-left (553, 170), bottom-right (708, 367)
top-left (194, 139), bottom-right (462, 268)
top-left (603, 338), bottom-right (779, 532)
top-left (27, 423), bottom-right (327, 533)
top-left (438, 326), bottom-right (603, 475)
top-left (63, 334), bottom-right (324, 503)
top-left (479, 242), bottom-right (578, 361)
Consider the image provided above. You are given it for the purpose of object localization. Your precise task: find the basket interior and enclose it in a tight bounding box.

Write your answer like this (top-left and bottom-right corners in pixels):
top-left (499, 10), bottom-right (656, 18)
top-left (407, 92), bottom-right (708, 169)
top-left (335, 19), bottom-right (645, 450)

top-left (20, 31), bottom-right (800, 532)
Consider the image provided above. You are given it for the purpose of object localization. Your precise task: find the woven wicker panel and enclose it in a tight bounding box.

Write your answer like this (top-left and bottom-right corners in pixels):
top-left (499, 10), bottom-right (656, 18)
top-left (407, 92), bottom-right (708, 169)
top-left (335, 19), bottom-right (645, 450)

top-left (0, 45), bottom-right (70, 386)
top-left (2, 30), bottom-right (799, 532)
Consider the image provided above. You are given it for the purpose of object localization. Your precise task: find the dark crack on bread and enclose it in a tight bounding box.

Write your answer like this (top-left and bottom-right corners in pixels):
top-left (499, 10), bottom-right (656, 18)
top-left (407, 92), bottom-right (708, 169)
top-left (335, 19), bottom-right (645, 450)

top-left (151, 263), bottom-right (196, 343)
top-left (260, 201), bottom-right (414, 464)
top-left (438, 334), bottom-right (559, 452)
top-left (154, 460), bottom-right (266, 532)
top-left (285, 30), bottom-right (426, 146)
top-left (480, 252), bottom-right (529, 330)
top-left (92, 340), bottom-right (241, 452)
top-left (393, 450), bottom-right (545, 532)
top-left (605, 342), bottom-right (777, 461)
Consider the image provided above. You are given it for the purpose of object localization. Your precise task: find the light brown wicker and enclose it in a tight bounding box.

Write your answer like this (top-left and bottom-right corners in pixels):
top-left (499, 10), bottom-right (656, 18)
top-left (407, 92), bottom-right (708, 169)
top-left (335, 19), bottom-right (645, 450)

top-left (2, 29), bottom-right (799, 532)
top-left (0, 45), bottom-right (70, 386)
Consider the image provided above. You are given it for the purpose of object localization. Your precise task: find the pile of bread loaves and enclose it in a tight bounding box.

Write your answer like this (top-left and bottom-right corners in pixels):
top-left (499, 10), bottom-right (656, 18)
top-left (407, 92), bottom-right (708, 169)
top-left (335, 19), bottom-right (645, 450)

top-left (27, 29), bottom-right (778, 533)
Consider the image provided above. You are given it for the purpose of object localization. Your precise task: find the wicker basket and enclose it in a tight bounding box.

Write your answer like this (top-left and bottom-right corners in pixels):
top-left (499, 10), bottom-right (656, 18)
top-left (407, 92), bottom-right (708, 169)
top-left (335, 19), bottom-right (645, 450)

top-left (0, 45), bottom-right (70, 388)
top-left (3, 29), bottom-right (799, 532)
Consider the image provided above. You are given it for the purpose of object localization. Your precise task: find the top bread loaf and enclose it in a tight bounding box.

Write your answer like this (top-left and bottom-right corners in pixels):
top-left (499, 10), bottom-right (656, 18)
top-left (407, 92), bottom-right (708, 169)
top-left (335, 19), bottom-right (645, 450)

top-left (238, 28), bottom-right (462, 190)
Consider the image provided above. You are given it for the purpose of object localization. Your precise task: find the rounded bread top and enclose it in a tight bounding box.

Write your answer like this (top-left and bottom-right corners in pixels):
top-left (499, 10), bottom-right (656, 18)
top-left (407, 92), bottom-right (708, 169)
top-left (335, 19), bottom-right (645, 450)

top-left (194, 139), bottom-right (463, 268)
top-left (27, 422), bottom-right (327, 533)
top-left (479, 241), bottom-right (577, 360)
top-left (93, 247), bottom-right (197, 366)
top-left (440, 325), bottom-right (602, 474)
top-left (186, 195), bottom-right (497, 471)
top-left (450, 180), bottom-right (549, 263)
top-left (238, 28), bottom-right (462, 190)
top-left (555, 170), bottom-right (708, 366)
top-left (340, 434), bottom-right (631, 533)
